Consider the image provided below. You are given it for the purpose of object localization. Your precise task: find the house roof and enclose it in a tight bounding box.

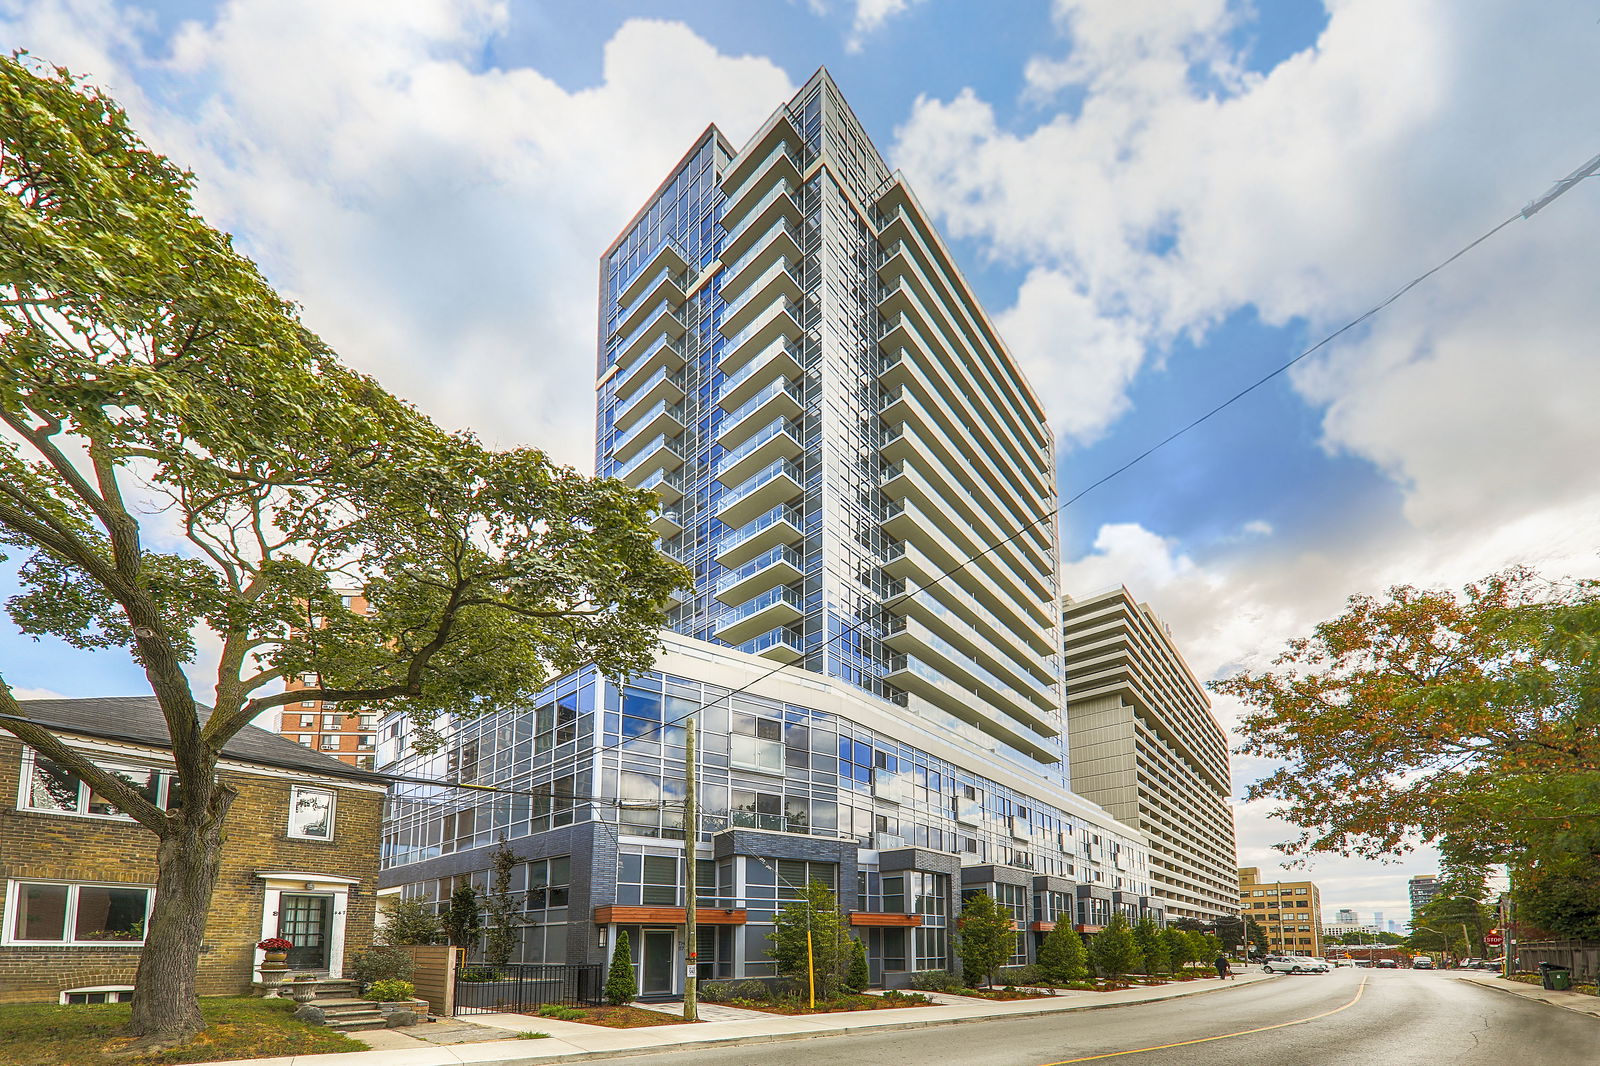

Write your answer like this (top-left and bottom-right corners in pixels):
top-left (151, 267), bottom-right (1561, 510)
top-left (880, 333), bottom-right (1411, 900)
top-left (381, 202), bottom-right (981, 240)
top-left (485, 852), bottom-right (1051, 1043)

top-left (14, 696), bottom-right (385, 785)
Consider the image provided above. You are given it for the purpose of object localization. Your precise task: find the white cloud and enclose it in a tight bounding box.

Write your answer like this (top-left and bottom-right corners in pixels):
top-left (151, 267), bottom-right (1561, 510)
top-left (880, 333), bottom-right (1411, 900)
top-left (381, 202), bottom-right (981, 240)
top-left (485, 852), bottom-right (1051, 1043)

top-left (845, 0), bottom-right (928, 53)
top-left (8, 687), bottom-right (66, 701)
top-left (1, 2), bottom-right (795, 469)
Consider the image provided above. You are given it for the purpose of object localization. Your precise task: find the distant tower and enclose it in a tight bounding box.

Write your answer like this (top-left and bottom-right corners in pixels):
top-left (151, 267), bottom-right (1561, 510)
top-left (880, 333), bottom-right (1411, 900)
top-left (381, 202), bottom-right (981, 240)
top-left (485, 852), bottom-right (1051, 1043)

top-left (1335, 908), bottom-right (1357, 923)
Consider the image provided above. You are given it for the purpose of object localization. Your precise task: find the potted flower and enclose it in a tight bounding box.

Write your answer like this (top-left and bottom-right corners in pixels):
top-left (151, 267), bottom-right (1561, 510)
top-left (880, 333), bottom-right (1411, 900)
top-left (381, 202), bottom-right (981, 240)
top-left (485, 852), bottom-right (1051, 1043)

top-left (258, 937), bottom-right (293, 968)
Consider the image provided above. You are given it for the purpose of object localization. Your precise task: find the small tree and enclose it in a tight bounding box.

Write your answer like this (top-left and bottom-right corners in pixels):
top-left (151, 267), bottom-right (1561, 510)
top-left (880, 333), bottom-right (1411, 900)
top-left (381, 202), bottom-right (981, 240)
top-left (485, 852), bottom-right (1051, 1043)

top-left (377, 897), bottom-right (445, 946)
top-left (1186, 931), bottom-right (1210, 968)
top-left (1037, 924), bottom-right (1088, 984)
top-left (1089, 914), bottom-right (1143, 985)
top-left (605, 931), bottom-right (637, 1006)
top-left (483, 842), bottom-right (522, 970)
top-left (845, 936), bottom-right (871, 993)
top-left (770, 880), bottom-right (852, 999)
top-left (444, 883), bottom-right (483, 955)
top-left (1135, 916), bottom-right (1170, 976)
top-left (1162, 927), bottom-right (1193, 973)
top-left (957, 891), bottom-right (1015, 989)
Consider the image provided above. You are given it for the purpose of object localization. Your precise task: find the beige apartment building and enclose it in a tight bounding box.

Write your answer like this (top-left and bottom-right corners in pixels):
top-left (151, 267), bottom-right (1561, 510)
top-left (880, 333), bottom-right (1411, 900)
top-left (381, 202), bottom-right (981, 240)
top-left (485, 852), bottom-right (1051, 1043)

top-left (1240, 867), bottom-right (1324, 956)
top-left (274, 592), bottom-right (378, 770)
top-left (1063, 588), bottom-right (1239, 922)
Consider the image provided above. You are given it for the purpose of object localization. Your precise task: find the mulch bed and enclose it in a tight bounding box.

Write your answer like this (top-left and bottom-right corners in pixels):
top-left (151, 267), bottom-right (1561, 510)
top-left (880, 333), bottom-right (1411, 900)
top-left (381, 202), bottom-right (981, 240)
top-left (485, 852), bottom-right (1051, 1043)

top-left (726, 992), bottom-right (935, 1015)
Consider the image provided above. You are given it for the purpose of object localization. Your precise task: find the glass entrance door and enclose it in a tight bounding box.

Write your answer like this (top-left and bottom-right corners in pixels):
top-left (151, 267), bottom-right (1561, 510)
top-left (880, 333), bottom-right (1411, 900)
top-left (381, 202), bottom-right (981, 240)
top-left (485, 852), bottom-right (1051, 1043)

top-left (278, 894), bottom-right (332, 970)
top-left (641, 930), bottom-right (676, 996)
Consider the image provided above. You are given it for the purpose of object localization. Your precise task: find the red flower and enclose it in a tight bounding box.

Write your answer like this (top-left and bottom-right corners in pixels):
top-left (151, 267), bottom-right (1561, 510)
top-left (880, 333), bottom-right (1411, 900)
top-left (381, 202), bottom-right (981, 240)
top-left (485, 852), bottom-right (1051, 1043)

top-left (257, 937), bottom-right (294, 951)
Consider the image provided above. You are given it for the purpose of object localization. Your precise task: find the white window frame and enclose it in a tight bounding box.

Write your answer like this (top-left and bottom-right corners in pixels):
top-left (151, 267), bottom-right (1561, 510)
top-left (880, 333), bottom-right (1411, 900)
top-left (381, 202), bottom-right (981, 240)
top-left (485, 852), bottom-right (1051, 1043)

top-left (3, 879), bottom-right (153, 946)
top-left (16, 749), bottom-right (175, 821)
top-left (61, 986), bottom-right (135, 1004)
top-left (288, 785), bottom-right (337, 840)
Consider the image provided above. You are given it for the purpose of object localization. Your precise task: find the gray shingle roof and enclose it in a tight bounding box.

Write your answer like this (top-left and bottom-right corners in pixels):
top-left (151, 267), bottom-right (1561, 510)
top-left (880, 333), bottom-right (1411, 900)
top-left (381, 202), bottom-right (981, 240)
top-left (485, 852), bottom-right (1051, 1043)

top-left (13, 696), bottom-right (385, 784)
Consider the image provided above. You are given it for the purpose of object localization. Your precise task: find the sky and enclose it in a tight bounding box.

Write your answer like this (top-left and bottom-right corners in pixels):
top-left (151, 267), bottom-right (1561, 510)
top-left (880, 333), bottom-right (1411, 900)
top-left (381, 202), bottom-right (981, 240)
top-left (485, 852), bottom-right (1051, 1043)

top-left (3, 0), bottom-right (1598, 926)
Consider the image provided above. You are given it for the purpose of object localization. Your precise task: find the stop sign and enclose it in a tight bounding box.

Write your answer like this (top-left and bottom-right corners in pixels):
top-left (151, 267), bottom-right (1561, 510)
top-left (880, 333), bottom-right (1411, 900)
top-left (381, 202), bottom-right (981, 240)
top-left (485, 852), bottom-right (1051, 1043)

top-left (1484, 933), bottom-right (1504, 947)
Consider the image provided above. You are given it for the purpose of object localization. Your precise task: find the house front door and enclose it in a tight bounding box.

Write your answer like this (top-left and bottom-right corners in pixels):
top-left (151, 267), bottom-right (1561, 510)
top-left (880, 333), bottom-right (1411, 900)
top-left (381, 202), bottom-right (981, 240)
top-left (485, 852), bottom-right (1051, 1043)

top-left (278, 894), bottom-right (333, 970)
top-left (641, 930), bottom-right (676, 996)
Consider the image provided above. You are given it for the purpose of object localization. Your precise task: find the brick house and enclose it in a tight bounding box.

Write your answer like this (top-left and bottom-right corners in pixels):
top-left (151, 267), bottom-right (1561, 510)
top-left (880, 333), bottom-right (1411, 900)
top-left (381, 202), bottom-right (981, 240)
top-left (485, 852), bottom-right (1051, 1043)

top-left (0, 696), bottom-right (387, 1004)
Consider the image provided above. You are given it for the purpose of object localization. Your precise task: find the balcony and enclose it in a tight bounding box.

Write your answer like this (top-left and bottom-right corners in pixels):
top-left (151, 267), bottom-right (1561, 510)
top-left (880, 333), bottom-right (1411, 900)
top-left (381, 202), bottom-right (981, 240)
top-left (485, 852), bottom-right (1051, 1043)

top-left (714, 460), bottom-right (804, 527)
top-left (736, 627), bottom-right (804, 664)
top-left (714, 586), bottom-right (804, 644)
top-left (721, 182), bottom-right (802, 262)
top-left (719, 299), bottom-right (801, 375)
top-left (713, 504), bottom-right (804, 568)
top-left (721, 219), bottom-right (802, 301)
top-left (612, 398), bottom-right (684, 462)
top-left (613, 265), bottom-right (687, 340)
top-left (614, 304), bottom-right (685, 372)
top-left (893, 585), bottom-right (1057, 711)
top-left (721, 112), bottom-right (801, 197)
top-left (714, 544), bottom-right (805, 606)
top-left (713, 417), bottom-right (804, 486)
top-left (721, 140), bottom-right (802, 232)
top-left (636, 467), bottom-right (683, 506)
top-left (719, 340), bottom-right (803, 412)
top-left (885, 654), bottom-right (1057, 763)
top-left (650, 510), bottom-right (684, 538)
top-left (613, 335), bottom-right (685, 401)
top-left (617, 240), bottom-right (687, 307)
top-left (720, 258), bottom-right (803, 338)
top-left (716, 377), bottom-right (803, 449)
top-left (616, 435), bottom-right (684, 483)
top-left (885, 616), bottom-right (1057, 734)
top-left (613, 365), bottom-right (685, 425)
top-left (886, 549), bottom-right (1056, 686)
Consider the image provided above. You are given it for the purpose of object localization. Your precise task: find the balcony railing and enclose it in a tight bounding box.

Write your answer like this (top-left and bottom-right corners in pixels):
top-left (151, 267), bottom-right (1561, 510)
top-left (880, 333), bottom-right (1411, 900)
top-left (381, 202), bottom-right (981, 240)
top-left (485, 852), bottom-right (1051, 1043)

top-left (612, 265), bottom-right (686, 339)
top-left (713, 504), bottom-right (803, 562)
top-left (613, 335), bottom-right (683, 396)
top-left (616, 435), bottom-right (683, 481)
top-left (736, 627), bottom-right (804, 660)
top-left (719, 377), bottom-right (801, 441)
top-left (721, 258), bottom-right (798, 330)
top-left (612, 398), bottom-right (683, 459)
top-left (616, 239), bottom-right (687, 306)
top-left (722, 141), bottom-right (796, 222)
top-left (613, 364), bottom-right (683, 424)
top-left (722, 180), bottom-right (796, 242)
top-left (612, 301), bottom-right (681, 366)
top-left (713, 544), bottom-right (805, 597)
top-left (713, 458), bottom-right (804, 518)
top-left (713, 586), bottom-right (803, 634)
top-left (720, 299), bottom-right (799, 371)
top-left (713, 417), bottom-right (803, 481)
top-left (721, 218), bottom-right (800, 290)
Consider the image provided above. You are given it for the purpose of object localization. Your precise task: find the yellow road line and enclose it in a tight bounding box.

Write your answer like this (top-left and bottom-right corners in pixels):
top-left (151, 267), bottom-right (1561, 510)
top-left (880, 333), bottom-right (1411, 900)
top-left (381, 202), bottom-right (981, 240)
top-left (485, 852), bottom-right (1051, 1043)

top-left (1036, 976), bottom-right (1370, 1065)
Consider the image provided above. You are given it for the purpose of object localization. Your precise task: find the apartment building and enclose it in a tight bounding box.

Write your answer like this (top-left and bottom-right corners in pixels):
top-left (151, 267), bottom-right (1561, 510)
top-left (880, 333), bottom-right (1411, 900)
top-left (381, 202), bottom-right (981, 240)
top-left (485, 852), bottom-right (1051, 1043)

top-left (275, 593), bottom-right (378, 770)
top-left (1408, 873), bottom-right (1441, 927)
top-left (377, 69), bottom-right (1164, 997)
top-left (1062, 588), bottom-right (1239, 923)
top-left (1239, 867), bottom-right (1323, 956)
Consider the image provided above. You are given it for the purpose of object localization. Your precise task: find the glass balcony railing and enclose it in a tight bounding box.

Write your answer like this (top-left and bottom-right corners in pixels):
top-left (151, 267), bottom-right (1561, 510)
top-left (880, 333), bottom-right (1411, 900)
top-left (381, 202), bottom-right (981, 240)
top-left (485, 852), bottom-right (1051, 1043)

top-left (613, 264), bottom-right (686, 335)
top-left (886, 617), bottom-right (1047, 718)
top-left (612, 301), bottom-right (681, 366)
top-left (737, 627), bottom-right (804, 659)
top-left (713, 417), bottom-right (802, 480)
top-left (616, 435), bottom-right (683, 481)
top-left (723, 180), bottom-right (795, 241)
top-left (613, 364), bottom-right (682, 423)
top-left (714, 586), bottom-right (803, 633)
top-left (612, 397), bottom-right (682, 458)
top-left (714, 459), bottom-right (804, 517)
top-left (720, 377), bottom-right (800, 435)
top-left (713, 504), bottom-right (803, 559)
top-left (713, 544), bottom-right (805, 597)
top-left (722, 299), bottom-right (798, 363)
top-left (614, 334), bottom-right (684, 394)
top-left (721, 218), bottom-right (799, 289)
top-left (617, 239), bottom-right (687, 306)
top-left (722, 142), bottom-right (796, 222)
top-left (721, 258), bottom-right (797, 328)
top-left (636, 467), bottom-right (683, 499)
top-left (893, 587), bottom-right (1055, 706)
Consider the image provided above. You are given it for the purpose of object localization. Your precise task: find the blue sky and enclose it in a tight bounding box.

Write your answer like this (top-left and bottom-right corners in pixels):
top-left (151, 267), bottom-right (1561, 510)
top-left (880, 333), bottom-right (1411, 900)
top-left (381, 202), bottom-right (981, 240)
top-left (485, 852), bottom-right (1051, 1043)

top-left (3, 0), bottom-right (1598, 921)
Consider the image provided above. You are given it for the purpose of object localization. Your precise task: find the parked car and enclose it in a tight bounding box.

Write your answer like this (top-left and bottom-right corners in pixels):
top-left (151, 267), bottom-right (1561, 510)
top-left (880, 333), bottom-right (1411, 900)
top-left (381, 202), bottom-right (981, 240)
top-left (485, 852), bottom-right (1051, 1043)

top-left (1376, 959), bottom-right (1399, 968)
top-left (1262, 955), bottom-right (1330, 974)
top-left (1412, 956), bottom-right (1435, 969)
top-left (1459, 958), bottom-right (1483, 969)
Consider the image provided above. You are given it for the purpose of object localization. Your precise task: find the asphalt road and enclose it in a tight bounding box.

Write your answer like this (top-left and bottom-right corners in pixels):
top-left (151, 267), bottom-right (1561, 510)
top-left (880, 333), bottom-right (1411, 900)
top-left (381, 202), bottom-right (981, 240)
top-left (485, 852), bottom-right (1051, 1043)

top-left (572, 970), bottom-right (1597, 1066)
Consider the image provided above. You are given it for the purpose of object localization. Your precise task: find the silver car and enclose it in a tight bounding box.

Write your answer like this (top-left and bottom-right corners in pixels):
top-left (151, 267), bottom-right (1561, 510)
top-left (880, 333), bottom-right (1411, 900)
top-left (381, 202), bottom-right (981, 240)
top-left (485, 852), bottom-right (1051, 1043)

top-left (1263, 954), bottom-right (1330, 974)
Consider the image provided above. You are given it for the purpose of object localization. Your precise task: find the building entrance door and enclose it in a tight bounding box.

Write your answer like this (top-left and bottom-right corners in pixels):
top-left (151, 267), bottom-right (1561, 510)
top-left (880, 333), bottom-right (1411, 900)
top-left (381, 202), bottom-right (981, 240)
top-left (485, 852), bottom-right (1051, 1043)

top-left (278, 894), bottom-right (333, 970)
top-left (641, 930), bottom-right (676, 997)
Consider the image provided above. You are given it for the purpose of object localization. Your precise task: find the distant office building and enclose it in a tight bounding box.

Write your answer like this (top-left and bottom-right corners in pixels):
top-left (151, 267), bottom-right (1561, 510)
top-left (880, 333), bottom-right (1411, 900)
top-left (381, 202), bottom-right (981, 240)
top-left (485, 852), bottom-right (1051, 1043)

top-left (1063, 588), bottom-right (1239, 923)
top-left (1373, 909), bottom-right (1384, 927)
top-left (1240, 867), bottom-right (1323, 956)
top-left (1335, 907), bottom-right (1357, 923)
top-left (1409, 874), bottom-right (1442, 925)
top-left (1323, 921), bottom-right (1381, 938)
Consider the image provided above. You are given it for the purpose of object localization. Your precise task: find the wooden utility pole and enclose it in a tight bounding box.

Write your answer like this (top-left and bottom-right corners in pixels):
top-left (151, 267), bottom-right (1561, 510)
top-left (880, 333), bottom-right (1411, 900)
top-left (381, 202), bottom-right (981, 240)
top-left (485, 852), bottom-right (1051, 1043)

top-left (683, 715), bottom-right (698, 1022)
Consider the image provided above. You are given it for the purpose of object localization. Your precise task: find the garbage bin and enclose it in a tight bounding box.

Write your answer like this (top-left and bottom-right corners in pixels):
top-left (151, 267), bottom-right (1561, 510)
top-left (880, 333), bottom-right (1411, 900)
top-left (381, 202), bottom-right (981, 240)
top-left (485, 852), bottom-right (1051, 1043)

top-left (1538, 962), bottom-right (1572, 991)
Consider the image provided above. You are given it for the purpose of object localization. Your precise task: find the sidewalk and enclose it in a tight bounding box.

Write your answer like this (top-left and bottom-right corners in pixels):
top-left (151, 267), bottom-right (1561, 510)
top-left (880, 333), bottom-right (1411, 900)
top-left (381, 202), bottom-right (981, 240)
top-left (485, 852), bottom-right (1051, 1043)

top-left (1452, 970), bottom-right (1600, 1020)
top-left (195, 972), bottom-right (1273, 1066)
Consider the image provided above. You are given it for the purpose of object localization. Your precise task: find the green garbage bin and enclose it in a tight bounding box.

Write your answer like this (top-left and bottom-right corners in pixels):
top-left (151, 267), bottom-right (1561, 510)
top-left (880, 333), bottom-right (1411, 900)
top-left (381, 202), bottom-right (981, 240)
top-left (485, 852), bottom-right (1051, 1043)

top-left (1539, 963), bottom-right (1572, 991)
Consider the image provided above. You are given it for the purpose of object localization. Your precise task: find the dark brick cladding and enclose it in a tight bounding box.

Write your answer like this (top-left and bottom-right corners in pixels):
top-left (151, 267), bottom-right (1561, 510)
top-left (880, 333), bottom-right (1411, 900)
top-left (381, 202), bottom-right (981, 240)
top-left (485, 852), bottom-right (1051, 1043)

top-left (0, 736), bottom-right (381, 1003)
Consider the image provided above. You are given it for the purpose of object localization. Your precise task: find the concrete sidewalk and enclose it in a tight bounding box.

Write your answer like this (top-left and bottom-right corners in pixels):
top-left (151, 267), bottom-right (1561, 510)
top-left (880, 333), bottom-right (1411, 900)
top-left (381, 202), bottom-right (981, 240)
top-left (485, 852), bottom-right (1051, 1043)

top-left (1452, 970), bottom-right (1600, 1020)
top-left (192, 972), bottom-right (1273, 1066)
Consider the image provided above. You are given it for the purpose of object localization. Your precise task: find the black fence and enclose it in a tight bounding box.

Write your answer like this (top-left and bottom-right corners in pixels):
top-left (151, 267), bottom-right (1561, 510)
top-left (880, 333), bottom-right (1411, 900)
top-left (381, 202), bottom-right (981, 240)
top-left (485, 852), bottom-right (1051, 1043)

top-left (1514, 939), bottom-right (1600, 981)
top-left (454, 963), bottom-right (605, 1015)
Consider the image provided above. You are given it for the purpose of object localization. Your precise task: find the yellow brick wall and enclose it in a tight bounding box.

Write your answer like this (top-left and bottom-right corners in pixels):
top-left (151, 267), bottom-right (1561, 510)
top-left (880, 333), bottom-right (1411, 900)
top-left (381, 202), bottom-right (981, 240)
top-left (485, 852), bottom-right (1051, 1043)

top-left (0, 736), bottom-right (381, 1003)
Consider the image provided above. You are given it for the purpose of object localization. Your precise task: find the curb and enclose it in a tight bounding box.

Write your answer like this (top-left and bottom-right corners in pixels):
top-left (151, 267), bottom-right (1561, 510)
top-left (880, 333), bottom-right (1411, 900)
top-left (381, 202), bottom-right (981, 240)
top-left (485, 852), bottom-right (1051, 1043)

top-left (1453, 973), bottom-right (1600, 1021)
top-left (360, 975), bottom-right (1273, 1066)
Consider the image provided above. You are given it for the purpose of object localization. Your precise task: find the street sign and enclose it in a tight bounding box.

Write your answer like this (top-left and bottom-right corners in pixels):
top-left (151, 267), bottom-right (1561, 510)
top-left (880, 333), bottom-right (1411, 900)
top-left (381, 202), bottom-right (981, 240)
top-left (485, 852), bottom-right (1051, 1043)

top-left (1484, 933), bottom-right (1504, 947)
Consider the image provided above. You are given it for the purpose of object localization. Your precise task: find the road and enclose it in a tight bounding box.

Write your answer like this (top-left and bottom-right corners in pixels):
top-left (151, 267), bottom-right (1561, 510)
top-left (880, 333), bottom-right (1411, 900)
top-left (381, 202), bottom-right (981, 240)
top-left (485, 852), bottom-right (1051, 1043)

top-left (572, 970), bottom-right (1596, 1066)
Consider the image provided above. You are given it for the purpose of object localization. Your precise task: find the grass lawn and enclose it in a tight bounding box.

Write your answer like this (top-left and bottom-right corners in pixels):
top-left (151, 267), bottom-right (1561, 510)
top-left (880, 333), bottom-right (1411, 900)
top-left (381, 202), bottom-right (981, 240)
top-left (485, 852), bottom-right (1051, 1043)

top-left (0, 996), bottom-right (365, 1066)
top-left (953, 987), bottom-right (1056, 1001)
top-left (536, 1005), bottom-right (696, 1028)
top-left (728, 991), bottom-right (935, 1015)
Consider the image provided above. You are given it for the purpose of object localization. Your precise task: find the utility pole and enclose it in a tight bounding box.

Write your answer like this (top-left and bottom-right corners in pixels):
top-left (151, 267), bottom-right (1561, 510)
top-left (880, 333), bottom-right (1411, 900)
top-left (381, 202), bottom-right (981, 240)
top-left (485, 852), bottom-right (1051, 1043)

top-left (683, 716), bottom-right (698, 1022)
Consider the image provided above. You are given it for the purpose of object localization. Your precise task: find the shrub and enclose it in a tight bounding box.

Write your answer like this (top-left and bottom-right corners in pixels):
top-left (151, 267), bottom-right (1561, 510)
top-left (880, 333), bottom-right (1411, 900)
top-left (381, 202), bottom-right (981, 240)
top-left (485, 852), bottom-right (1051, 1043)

top-left (457, 967), bottom-right (500, 982)
top-left (733, 979), bottom-right (773, 1003)
top-left (699, 981), bottom-right (735, 1004)
top-left (905, 969), bottom-right (963, 994)
top-left (845, 937), bottom-right (871, 993)
top-left (377, 897), bottom-right (445, 946)
top-left (366, 979), bottom-right (415, 1002)
top-left (348, 945), bottom-right (416, 992)
top-left (604, 931), bottom-right (637, 1006)
top-left (996, 965), bottom-right (1044, 986)
top-left (538, 1004), bottom-right (584, 1021)
top-left (880, 990), bottom-right (933, 1005)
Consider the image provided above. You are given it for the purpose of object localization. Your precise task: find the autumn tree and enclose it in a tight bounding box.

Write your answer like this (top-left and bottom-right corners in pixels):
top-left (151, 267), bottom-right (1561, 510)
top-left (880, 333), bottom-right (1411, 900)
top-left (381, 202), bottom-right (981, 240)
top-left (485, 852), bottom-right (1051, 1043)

top-left (1215, 569), bottom-right (1600, 872)
top-left (0, 54), bottom-right (685, 1046)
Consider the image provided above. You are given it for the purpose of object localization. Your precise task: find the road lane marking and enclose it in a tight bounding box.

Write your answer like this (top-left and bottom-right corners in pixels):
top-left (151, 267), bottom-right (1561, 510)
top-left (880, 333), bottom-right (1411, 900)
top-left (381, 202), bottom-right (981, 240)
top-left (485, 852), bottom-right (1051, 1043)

top-left (1035, 976), bottom-right (1370, 1065)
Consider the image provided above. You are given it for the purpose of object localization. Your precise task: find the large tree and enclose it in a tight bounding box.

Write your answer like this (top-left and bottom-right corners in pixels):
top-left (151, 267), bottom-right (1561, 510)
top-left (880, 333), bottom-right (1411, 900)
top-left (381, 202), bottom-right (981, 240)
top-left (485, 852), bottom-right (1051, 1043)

top-left (0, 55), bottom-right (685, 1046)
top-left (1215, 569), bottom-right (1600, 868)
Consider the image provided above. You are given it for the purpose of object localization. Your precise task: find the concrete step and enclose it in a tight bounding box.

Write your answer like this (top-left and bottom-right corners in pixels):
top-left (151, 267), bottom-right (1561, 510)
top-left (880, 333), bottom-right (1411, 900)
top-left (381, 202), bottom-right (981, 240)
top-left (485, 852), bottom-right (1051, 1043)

top-left (331, 1018), bottom-right (393, 1032)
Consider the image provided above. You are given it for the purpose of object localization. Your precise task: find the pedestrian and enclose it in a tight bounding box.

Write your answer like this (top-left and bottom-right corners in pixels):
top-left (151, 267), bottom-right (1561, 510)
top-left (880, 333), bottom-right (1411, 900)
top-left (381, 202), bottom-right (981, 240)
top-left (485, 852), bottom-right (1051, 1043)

top-left (1215, 953), bottom-right (1233, 980)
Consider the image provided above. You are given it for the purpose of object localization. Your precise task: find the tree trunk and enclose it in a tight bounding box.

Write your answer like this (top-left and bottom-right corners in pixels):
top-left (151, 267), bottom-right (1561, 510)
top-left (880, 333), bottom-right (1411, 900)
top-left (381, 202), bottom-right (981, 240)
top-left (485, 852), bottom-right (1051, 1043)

top-left (126, 798), bottom-right (230, 1044)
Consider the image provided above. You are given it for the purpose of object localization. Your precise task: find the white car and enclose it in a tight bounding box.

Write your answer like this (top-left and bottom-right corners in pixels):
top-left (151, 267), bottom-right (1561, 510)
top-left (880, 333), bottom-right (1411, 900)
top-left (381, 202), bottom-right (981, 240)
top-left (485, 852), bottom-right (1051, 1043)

top-left (1262, 955), bottom-right (1330, 974)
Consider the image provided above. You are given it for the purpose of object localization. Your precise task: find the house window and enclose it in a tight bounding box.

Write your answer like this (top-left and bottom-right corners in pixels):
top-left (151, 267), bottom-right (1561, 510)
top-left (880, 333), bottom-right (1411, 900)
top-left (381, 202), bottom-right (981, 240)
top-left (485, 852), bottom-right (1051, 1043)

top-left (62, 987), bottom-right (135, 1004)
top-left (288, 787), bottom-right (335, 840)
top-left (319, 736), bottom-right (341, 751)
top-left (6, 881), bottom-right (151, 944)
top-left (20, 752), bottom-right (176, 819)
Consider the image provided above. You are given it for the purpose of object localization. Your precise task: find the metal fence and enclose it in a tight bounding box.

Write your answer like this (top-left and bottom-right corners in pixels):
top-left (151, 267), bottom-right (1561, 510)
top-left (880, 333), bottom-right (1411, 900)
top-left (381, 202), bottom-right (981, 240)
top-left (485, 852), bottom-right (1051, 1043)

top-left (454, 963), bottom-right (605, 1015)
top-left (1514, 939), bottom-right (1600, 980)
